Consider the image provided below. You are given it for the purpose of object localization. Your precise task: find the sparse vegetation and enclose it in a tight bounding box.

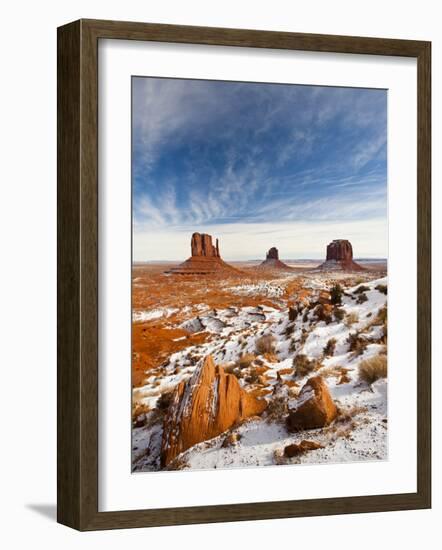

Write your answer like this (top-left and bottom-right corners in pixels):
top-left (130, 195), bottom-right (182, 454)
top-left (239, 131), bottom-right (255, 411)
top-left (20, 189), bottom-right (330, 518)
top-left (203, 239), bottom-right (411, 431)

top-left (358, 355), bottom-right (388, 384)
top-left (245, 366), bottom-right (260, 384)
top-left (302, 310), bottom-right (309, 323)
top-left (323, 337), bottom-right (337, 357)
top-left (314, 304), bottom-right (333, 324)
top-left (237, 353), bottom-right (256, 369)
top-left (345, 311), bottom-right (359, 326)
top-left (354, 285), bottom-right (370, 294)
top-left (376, 306), bottom-right (387, 324)
top-left (347, 332), bottom-right (368, 355)
top-left (334, 307), bottom-right (345, 322)
top-left (356, 292), bottom-right (368, 304)
top-left (375, 284), bottom-right (388, 295)
top-left (255, 334), bottom-right (276, 355)
top-left (285, 323), bottom-right (295, 337)
top-left (288, 307), bottom-right (298, 322)
top-left (156, 391), bottom-right (174, 411)
top-left (266, 393), bottom-right (289, 421)
top-left (293, 353), bottom-right (321, 377)
top-left (330, 283), bottom-right (343, 305)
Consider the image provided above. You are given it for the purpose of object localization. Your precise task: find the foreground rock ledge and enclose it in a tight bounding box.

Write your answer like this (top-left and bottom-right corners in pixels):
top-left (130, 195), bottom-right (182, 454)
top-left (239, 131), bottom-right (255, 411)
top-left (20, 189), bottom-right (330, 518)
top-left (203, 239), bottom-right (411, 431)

top-left (161, 355), bottom-right (267, 467)
top-left (286, 375), bottom-right (337, 432)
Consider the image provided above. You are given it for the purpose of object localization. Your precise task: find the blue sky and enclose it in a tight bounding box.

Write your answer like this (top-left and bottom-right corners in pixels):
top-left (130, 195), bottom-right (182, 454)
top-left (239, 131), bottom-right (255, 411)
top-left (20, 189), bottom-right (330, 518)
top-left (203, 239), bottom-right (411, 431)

top-left (132, 77), bottom-right (387, 261)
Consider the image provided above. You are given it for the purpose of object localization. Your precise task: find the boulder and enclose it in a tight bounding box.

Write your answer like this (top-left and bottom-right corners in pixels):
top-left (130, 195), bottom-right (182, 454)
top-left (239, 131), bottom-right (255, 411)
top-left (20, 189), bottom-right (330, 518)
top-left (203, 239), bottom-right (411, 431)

top-left (286, 375), bottom-right (337, 432)
top-left (161, 355), bottom-right (267, 466)
top-left (284, 440), bottom-right (323, 457)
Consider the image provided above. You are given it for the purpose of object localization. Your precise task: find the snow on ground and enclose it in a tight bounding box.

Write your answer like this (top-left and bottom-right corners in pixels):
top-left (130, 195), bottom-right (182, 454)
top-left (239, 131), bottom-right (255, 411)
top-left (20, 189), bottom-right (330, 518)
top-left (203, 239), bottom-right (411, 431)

top-left (133, 307), bottom-right (179, 322)
top-left (226, 282), bottom-right (285, 298)
top-left (132, 274), bottom-right (388, 471)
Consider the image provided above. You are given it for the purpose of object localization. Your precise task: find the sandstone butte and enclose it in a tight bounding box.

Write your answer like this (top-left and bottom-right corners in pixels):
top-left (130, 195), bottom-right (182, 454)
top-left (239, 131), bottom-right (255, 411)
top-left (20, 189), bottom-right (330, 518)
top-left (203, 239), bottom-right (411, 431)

top-left (258, 246), bottom-right (292, 270)
top-left (286, 375), bottom-right (337, 432)
top-left (161, 355), bottom-right (267, 467)
top-left (166, 232), bottom-right (240, 275)
top-left (317, 239), bottom-right (365, 271)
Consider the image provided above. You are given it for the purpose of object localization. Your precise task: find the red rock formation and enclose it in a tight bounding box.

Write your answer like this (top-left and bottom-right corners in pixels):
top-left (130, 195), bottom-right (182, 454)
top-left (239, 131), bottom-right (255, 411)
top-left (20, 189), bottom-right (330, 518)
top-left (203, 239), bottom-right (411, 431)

top-left (318, 239), bottom-right (365, 271)
top-left (161, 355), bottom-right (267, 466)
top-left (167, 232), bottom-right (239, 275)
top-left (266, 247), bottom-right (279, 260)
top-left (191, 232), bottom-right (220, 257)
top-left (286, 375), bottom-right (337, 432)
top-left (258, 246), bottom-right (292, 271)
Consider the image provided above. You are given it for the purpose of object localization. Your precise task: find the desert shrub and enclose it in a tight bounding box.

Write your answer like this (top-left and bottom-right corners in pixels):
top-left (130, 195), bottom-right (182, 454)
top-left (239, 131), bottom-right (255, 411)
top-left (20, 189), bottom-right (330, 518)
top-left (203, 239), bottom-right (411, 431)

top-left (375, 284), bottom-right (388, 295)
top-left (289, 338), bottom-right (298, 353)
top-left (132, 402), bottom-right (150, 426)
top-left (245, 366), bottom-right (260, 384)
top-left (376, 306), bottom-right (388, 324)
top-left (237, 353), bottom-right (256, 369)
top-left (356, 293), bottom-right (368, 304)
top-left (255, 334), bottom-right (276, 355)
top-left (299, 328), bottom-right (309, 346)
top-left (285, 323), bottom-right (295, 337)
top-left (354, 285), bottom-right (370, 294)
top-left (288, 307), bottom-right (298, 322)
top-left (345, 312), bottom-right (359, 326)
top-left (323, 337), bottom-right (337, 357)
top-left (293, 354), bottom-right (320, 377)
top-left (334, 307), bottom-right (345, 322)
top-left (156, 391), bottom-right (174, 411)
top-left (330, 283), bottom-right (343, 305)
top-left (314, 304), bottom-right (332, 324)
top-left (347, 332), bottom-right (368, 355)
top-left (222, 362), bottom-right (238, 375)
top-left (358, 355), bottom-right (388, 384)
top-left (266, 393), bottom-right (289, 421)
top-left (302, 310), bottom-right (309, 323)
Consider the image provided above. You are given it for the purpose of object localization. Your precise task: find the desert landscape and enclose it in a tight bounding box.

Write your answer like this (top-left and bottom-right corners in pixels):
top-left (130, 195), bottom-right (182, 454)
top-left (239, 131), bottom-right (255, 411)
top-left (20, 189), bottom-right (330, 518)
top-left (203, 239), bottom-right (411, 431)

top-left (132, 233), bottom-right (388, 472)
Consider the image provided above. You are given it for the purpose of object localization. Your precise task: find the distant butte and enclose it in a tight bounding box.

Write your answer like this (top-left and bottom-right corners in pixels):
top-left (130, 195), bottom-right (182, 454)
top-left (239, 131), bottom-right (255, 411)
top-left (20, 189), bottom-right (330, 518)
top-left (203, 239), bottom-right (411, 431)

top-left (317, 239), bottom-right (365, 271)
top-left (167, 232), bottom-right (240, 275)
top-left (258, 246), bottom-right (292, 270)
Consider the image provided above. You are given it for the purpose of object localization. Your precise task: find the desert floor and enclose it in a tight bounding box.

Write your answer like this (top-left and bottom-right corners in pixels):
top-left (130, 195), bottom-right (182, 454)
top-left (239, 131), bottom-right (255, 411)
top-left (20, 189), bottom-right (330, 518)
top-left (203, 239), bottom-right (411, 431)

top-left (132, 261), bottom-right (388, 471)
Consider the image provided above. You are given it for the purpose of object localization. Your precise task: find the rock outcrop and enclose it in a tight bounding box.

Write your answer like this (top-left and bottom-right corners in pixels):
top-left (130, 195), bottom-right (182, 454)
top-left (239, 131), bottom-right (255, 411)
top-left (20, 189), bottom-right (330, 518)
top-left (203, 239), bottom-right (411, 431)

top-left (258, 246), bottom-right (292, 270)
top-left (286, 375), bottom-right (337, 432)
top-left (167, 232), bottom-right (239, 275)
top-left (317, 239), bottom-right (364, 271)
top-left (161, 355), bottom-right (267, 466)
top-left (191, 232), bottom-right (220, 257)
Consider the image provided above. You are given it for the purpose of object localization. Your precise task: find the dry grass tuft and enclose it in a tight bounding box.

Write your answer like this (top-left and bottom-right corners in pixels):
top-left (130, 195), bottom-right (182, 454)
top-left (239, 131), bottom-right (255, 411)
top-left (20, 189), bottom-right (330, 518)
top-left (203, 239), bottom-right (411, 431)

top-left (266, 393), bottom-right (289, 422)
top-left (358, 355), bottom-right (387, 384)
top-left (255, 334), bottom-right (276, 355)
top-left (323, 337), bottom-right (337, 357)
top-left (293, 354), bottom-right (321, 378)
top-left (347, 332), bottom-right (368, 356)
top-left (345, 312), bottom-right (359, 326)
top-left (236, 353), bottom-right (256, 369)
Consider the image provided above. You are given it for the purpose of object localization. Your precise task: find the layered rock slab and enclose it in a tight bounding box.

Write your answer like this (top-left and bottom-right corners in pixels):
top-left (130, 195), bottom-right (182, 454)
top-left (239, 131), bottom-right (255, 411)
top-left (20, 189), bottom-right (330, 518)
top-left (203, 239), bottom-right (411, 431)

top-left (161, 355), bottom-right (267, 466)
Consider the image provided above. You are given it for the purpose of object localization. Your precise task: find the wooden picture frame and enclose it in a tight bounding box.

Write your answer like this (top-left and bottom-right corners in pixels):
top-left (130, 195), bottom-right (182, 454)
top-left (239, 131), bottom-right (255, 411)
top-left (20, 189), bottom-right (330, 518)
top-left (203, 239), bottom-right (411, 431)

top-left (57, 19), bottom-right (431, 531)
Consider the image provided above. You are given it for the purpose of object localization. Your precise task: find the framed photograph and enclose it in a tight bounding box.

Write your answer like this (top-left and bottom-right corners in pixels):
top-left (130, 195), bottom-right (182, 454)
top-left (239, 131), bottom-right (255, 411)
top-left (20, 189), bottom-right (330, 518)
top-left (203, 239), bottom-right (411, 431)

top-left (57, 19), bottom-right (431, 530)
